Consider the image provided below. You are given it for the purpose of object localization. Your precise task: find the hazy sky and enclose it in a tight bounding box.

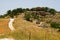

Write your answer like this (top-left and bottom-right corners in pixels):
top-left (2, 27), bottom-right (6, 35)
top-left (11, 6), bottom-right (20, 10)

top-left (0, 0), bottom-right (60, 15)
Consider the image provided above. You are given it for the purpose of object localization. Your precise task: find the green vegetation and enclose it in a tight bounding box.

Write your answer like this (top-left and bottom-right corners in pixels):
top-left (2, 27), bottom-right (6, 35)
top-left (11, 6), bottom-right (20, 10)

top-left (0, 7), bottom-right (57, 18)
top-left (50, 22), bottom-right (60, 29)
top-left (6, 8), bottom-right (24, 18)
top-left (50, 22), bottom-right (60, 31)
top-left (24, 12), bottom-right (31, 21)
top-left (0, 15), bottom-right (4, 18)
top-left (24, 11), bottom-right (40, 22)
top-left (49, 9), bottom-right (56, 15)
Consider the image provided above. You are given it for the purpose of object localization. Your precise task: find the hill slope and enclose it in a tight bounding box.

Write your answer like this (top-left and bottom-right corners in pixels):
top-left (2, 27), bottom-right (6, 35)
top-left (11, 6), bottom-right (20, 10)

top-left (0, 19), bottom-right (10, 34)
top-left (0, 13), bottom-right (60, 40)
top-left (13, 14), bottom-right (60, 40)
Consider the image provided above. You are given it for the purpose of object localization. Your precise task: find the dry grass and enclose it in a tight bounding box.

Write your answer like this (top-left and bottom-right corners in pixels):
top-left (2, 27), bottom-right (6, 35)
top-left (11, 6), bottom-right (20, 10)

top-left (0, 13), bottom-right (60, 40)
top-left (0, 18), bottom-right (11, 34)
top-left (13, 14), bottom-right (60, 40)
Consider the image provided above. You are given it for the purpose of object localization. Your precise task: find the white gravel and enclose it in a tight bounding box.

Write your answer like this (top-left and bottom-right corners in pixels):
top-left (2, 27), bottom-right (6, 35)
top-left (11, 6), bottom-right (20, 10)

top-left (8, 18), bottom-right (15, 31)
top-left (0, 38), bottom-right (14, 40)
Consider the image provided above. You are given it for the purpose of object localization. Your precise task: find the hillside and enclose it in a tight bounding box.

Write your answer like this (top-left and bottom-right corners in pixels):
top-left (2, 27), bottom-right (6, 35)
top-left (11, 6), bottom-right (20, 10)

top-left (0, 13), bottom-right (60, 40)
top-left (13, 13), bottom-right (60, 40)
top-left (0, 18), bottom-right (10, 34)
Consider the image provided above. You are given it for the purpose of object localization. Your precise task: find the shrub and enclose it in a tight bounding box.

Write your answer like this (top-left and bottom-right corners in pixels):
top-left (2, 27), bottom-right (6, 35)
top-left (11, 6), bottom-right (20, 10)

top-left (49, 9), bottom-right (56, 15)
top-left (50, 22), bottom-right (60, 29)
top-left (24, 12), bottom-right (31, 21)
top-left (0, 15), bottom-right (4, 18)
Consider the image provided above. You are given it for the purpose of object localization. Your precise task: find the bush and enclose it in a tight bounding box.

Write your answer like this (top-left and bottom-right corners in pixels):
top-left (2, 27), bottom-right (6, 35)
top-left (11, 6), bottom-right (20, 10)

top-left (50, 22), bottom-right (60, 29)
top-left (49, 9), bottom-right (56, 15)
top-left (0, 15), bottom-right (5, 18)
top-left (24, 12), bottom-right (31, 21)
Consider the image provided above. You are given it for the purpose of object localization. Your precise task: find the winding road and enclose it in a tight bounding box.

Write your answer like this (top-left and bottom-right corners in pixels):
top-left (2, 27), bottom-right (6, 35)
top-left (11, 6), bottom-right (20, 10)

top-left (8, 18), bottom-right (15, 31)
top-left (0, 18), bottom-right (15, 40)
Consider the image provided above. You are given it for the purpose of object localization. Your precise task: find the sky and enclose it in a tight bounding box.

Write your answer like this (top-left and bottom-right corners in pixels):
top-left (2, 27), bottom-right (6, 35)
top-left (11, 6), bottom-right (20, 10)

top-left (0, 0), bottom-right (60, 15)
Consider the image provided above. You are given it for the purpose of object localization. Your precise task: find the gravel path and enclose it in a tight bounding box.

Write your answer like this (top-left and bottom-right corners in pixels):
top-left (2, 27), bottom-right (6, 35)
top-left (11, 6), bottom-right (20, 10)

top-left (0, 38), bottom-right (14, 40)
top-left (0, 18), bottom-right (15, 40)
top-left (8, 18), bottom-right (15, 31)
